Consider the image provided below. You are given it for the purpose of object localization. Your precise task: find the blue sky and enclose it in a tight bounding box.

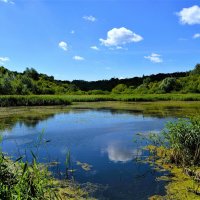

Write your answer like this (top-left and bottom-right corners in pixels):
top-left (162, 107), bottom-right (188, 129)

top-left (0, 0), bottom-right (200, 81)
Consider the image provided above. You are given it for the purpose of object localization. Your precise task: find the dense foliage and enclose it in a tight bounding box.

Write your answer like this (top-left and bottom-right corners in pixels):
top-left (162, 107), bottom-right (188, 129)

top-left (0, 64), bottom-right (199, 95)
top-left (0, 67), bottom-right (78, 95)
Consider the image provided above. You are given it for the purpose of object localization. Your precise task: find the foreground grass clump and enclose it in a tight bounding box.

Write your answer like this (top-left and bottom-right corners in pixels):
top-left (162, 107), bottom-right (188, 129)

top-left (163, 117), bottom-right (200, 166)
top-left (0, 152), bottom-right (95, 200)
top-left (145, 117), bottom-right (200, 199)
top-left (0, 95), bottom-right (71, 107)
top-left (0, 153), bottom-right (53, 199)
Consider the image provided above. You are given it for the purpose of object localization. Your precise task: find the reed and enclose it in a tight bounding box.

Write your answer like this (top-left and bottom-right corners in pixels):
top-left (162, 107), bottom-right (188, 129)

top-left (1, 94), bottom-right (200, 107)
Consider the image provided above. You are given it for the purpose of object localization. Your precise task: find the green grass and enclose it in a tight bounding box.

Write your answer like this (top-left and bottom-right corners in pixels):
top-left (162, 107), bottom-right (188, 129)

top-left (113, 93), bottom-right (200, 101)
top-left (1, 93), bottom-right (200, 107)
top-left (0, 153), bottom-right (95, 200)
top-left (144, 116), bottom-right (200, 167)
top-left (56, 93), bottom-right (200, 102)
top-left (163, 117), bottom-right (200, 166)
top-left (0, 95), bottom-right (71, 107)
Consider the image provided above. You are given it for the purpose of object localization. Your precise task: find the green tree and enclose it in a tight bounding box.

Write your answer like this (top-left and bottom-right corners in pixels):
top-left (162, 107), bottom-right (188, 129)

top-left (112, 84), bottom-right (128, 94)
top-left (190, 64), bottom-right (200, 75)
top-left (0, 66), bottom-right (9, 77)
top-left (143, 77), bottom-right (151, 85)
top-left (159, 77), bottom-right (177, 93)
top-left (0, 77), bottom-right (13, 94)
top-left (24, 68), bottom-right (39, 80)
top-left (12, 78), bottom-right (23, 94)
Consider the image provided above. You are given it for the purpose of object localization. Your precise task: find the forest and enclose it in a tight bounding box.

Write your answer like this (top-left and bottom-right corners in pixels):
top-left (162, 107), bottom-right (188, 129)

top-left (0, 64), bottom-right (200, 95)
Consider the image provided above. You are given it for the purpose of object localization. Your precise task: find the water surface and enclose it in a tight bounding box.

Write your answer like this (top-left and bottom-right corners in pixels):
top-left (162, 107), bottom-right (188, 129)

top-left (0, 103), bottom-right (196, 199)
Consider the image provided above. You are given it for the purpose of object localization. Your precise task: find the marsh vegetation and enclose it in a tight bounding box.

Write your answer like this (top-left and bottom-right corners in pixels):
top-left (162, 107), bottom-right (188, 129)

top-left (143, 117), bottom-right (200, 199)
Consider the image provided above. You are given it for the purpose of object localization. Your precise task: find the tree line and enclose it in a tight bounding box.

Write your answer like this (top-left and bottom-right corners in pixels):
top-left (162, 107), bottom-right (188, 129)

top-left (0, 64), bottom-right (200, 95)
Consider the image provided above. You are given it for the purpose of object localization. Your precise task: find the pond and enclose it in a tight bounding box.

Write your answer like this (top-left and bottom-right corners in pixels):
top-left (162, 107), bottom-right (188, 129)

top-left (1, 102), bottom-right (200, 200)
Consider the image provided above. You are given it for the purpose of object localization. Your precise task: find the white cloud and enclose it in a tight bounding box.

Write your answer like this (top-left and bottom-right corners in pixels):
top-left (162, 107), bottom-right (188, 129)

top-left (58, 41), bottom-right (68, 51)
top-left (193, 33), bottom-right (200, 39)
top-left (99, 27), bottom-right (143, 47)
top-left (90, 46), bottom-right (99, 51)
top-left (73, 56), bottom-right (85, 61)
top-left (144, 53), bottom-right (163, 63)
top-left (70, 30), bottom-right (75, 34)
top-left (0, 0), bottom-right (14, 4)
top-left (83, 15), bottom-right (96, 22)
top-left (0, 57), bottom-right (10, 63)
top-left (177, 5), bottom-right (200, 25)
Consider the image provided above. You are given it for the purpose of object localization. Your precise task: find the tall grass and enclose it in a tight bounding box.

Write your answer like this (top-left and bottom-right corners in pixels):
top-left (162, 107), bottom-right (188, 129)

top-left (1, 94), bottom-right (200, 107)
top-left (145, 117), bottom-right (200, 167)
top-left (0, 95), bottom-right (71, 107)
top-left (145, 117), bottom-right (200, 199)
top-left (163, 117), bottom-right (200, 166)
top-left (0, 131), bottom-right (56, 199)
top-left (58, 94), bottom-right (200, 102)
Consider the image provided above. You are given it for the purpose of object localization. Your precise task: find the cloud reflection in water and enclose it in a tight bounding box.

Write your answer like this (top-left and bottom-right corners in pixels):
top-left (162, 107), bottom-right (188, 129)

top-left (106, 142), bottom-right (142, 163)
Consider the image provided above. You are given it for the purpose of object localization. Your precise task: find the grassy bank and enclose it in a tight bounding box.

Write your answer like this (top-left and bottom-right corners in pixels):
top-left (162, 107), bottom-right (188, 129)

top-left (143, 117), bottom-right (200, 199)
top-left (1, 93), bottom-right (200, 106)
